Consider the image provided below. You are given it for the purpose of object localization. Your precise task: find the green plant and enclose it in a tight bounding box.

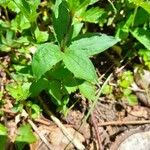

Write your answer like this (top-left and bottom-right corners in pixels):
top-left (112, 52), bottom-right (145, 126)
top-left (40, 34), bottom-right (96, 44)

top-left (31, 0), bottom-right (119, 113)
top-left (102, 84), bottom-right (113, 95)
top-left (118, 71), bottom-right (138, 105)
top-left (0, 0), bottom-right (150, 148)
top-left (138, 49), bottom-right (150, 69)
top-left (15, 124), bottom-right (37, 150)
top-left (0, 123), bottom-right (36, 150)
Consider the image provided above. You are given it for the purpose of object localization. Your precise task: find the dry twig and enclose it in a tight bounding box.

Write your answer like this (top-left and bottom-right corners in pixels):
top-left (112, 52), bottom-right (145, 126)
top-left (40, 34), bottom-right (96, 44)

top-left (98, 120), bottom-right (150, 126)
top-left (91, 113), bottom-right (103, 150)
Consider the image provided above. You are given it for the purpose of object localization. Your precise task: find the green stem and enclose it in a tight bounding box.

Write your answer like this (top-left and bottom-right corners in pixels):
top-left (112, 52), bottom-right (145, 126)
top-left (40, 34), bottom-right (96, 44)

top-left (108, 0), bottom-right (117, 15)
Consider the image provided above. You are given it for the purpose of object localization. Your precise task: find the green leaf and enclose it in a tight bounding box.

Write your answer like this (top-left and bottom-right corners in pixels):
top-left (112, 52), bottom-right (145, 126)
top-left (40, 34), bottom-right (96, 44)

top-left (123, 89), bottom-right (132, 96)
top-left (11, 13), bottom-right (31, 31)
top-left (80, 7), bottom-right (105, 23)
top-left (140, 1), bottom-right (150, 14)
top-left (89, 0), bottom-right (99, 5)
top-left (102, 84), bottom-right (113, 95)
top-left (15, 124), bottom-right (37, 143)
top-left (118, 71), bottom-right (133, 88)
top-left (134, 8), bottom-right (149, 26)
top-left (30, 78), bottom-right (49, 97)
top-left (79, 81), bottom-right (96, 100)
top-left (63, 73), bottom-right (79, 94)
top-left (32, 43), bottom-right (63, 79)
top-left (13, 0), bottom-right (31, 22)
top-left (131, 28), bottom-right (150, 50)
top-left (47, 63), bottom-right (70, 80)
top-left (16, 143), bottom-right (26, 150)
top-left (126, 94), bottom-right (138, 105)
top-left (63, 49), bottom-right (98, 83)
top-left (31, 104), bottom-right (41, 119)
top-left (48, 80), bottom-right (68, 106)
top-left (116, 14), bottom-right (133, 39)
top-left (67, 0), bottom-right (91, 11)
top-left (72, 22), bottom-right (83, 38)
top-left (138, 49), bottom-right (150, 69)
top-left (69, 33), bottom-right (119, 57)
top-left (7, 1), bottom-right (20, 13)
top-left (6, 82), bottom-right (31, 101)
top-left (0, 124), bottom-right (7, 150)
top-left (47, 63), bottom-right (79, 93)
top-left (53, 0), bottom-right (70, 44)
top-left (14, 0), bottom-right (40, 22)
top-left (34, 27), bottom-right (49, 43)
top-left (130, 0), bottom-right (150, 14)
top-left (0, 124), bottom-right (7, 136)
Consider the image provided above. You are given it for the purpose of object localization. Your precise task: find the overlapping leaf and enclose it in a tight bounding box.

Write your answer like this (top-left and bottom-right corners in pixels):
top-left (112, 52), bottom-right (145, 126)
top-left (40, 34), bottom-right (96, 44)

top-left (63, 49), bottom-right (98, 83)
top-left (131, 28), bottom-right (150, 50)
top-left (69, 33), bottom-right (119, 57)
top-left (80, 7), bottom-right (105, 23)
top-left (53, 0), bottom-right (70, 44)
top-left (32, 43), bottom-right (63, 79)
top-left (79, 81), bottom-right (96, 100)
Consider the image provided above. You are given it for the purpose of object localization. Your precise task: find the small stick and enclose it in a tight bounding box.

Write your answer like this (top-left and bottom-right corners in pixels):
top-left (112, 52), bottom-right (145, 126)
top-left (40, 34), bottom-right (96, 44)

top-left (1, 108), bottom-right (16, 115)
top-left (1, 108), bottom-right (51, 126)
top-left (91, 113), bottom-right (103, 150)
top-left (98, 120), bottom-right (150, 126)
top-left (34, 118), bottom-right (51, 126)
top-left (28, 119), bottom-right (53, 150)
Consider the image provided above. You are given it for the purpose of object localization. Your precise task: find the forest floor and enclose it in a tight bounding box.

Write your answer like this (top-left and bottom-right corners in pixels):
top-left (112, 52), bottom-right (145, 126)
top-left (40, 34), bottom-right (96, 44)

top-left (1, 51), bottom-right (150, 150)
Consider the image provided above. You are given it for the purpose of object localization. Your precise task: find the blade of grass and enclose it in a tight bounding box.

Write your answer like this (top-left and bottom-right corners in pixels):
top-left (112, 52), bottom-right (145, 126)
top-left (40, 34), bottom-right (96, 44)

top-left (82, 73), bottom-right (112, 122)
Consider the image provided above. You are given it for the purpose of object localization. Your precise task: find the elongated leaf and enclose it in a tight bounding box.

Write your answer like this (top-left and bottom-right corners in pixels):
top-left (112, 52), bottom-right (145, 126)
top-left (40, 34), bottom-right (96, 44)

top-left (130, 0), bottom-right (150, 14)
top-left (131, 28), bottom-right (150, 50)
top-left (69, 33), bottom-right (119, 57)
top-left (116, 14), bottom-right (133, 39)
top-left (72, 22), bottom-right (83, 38)
top-left (14, 0), bottom-right (31, 21)
top-left (140, 2), bottom-right (150, 14)
top-left (80, 7), bottom-right (105, 23)
top-left (32, 43), bottom-right (63, 79)
top-left (53, 0), bottom-right (70, 44)
top-left (14, 0), bottom-right (40, 22)
top-left (90, 0), bottom-right (99, 5)
top-left (63, 49), bottom-right (98, 83)
top-left (67, 0), bottom-right (90, 11)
